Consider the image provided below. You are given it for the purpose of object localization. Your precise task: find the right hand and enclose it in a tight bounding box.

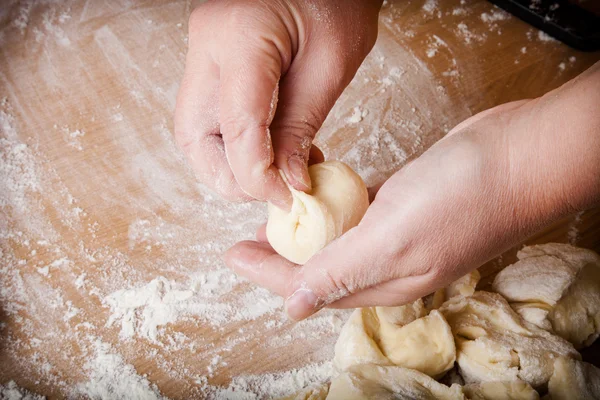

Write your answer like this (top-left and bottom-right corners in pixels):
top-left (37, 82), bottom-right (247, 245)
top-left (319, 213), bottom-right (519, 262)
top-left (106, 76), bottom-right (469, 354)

top-left (224, 62), bottom-right (600, 320)
top-left (174, 0), bottom-right (382, 209)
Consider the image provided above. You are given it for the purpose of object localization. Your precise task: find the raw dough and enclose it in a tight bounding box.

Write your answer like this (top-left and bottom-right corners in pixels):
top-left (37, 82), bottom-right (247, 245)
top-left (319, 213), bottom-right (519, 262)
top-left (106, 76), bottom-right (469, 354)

top-left (463, 380), bottom-right (539, 400)
top-left (428, 270), bottom-right (481, 310)
top-left (439, 291), bottom-right (579, 388)
top-left (547, 357), bottom-right (600, 400)
top-left (266, 160), bottom-right (369, 264)
top-left (492, 243), bottom-right (600, 348)
top-left (334, 308), bottom-right (456, 378)
top-left (327, 365), bottom-right (465, 400)
top-left (333, 271), bottom-right (481, 378)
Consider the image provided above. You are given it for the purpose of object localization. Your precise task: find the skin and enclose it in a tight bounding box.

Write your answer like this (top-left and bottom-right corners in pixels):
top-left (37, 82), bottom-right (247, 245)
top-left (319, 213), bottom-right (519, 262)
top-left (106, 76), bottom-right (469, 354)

top-left (177, 1), bottom-right (600, 321)
top-left (175, 0), bottom-right (381, 210)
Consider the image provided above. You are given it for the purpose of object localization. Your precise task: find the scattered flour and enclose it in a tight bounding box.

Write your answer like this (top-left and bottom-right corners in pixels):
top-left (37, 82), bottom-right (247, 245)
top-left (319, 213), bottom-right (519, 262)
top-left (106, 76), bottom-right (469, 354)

top-left (425, 34), bottom-right (448, 58)
top-left (211, 362), bottom-right (333, 399)
top-left (76, 340), bottom-right (164, 400)
top-left (422, 0), bottom-right (438, 14)
top-left (0, 381), bottom-right (45, 400)
top-left (346, 106), bottom-right (367, 124)
top-left (568, 211), bottom-right (585, 245)
top-left (456, 22), bottom-right (487, 45)
top-left (538, 30), bottom-right (558, 43)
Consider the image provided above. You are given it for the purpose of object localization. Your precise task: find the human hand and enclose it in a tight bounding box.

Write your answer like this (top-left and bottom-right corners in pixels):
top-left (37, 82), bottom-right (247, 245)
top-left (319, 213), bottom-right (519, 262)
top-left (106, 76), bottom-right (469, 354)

top-left (174, 0), bottom-right (382, 209)
top-left (224, 62), bottom-right (600, 320)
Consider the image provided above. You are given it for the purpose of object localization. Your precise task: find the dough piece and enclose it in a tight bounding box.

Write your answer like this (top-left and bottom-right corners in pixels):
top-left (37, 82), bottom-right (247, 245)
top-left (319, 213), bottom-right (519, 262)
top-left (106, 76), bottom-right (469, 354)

top-left (547, 357), bottom-right (600, 400)
top-left (439, 291), bottom-right (579, 389)
top-left (334, 308), bottom-right (456, 379)
top-left (327, 365), bottom-right (465, 400)
top-left (447, 270), bottom-right (481, 299)
top-left (428, 270), bottom-right (482, 310)
top-left (492, 243), bottom-right (600, 348)
top-left (281, 383), bottom-right (329, 400)
top-left (463, 380), bottom-right (539, 400)
top-left (266, 161), bottom-right (369, 264)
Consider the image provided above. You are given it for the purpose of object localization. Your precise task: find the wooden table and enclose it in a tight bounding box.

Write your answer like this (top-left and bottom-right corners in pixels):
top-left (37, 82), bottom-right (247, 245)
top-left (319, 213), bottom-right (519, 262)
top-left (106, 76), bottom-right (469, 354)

top-left (0, 0), bottom-right (598, 398)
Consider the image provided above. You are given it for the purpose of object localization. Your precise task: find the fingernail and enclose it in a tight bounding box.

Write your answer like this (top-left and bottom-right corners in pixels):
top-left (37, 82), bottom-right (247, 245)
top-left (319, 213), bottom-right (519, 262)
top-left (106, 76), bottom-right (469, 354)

top-left (287, 156), bottom-right (311, 191)
top-left (285, 288), bottom-right (318, 321)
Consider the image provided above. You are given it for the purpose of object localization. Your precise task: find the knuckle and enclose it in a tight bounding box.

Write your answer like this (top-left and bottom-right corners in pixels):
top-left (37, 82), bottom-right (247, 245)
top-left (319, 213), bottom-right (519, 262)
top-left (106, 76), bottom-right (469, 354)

top-left (317, 269), bottom-right (354, 305)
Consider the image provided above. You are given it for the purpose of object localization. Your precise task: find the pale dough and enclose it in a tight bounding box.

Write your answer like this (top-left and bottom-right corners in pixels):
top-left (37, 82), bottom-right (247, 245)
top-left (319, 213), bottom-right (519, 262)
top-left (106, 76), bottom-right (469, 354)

top-left (278, 237), bottom-right (599, 399)
top-left (439, 291), bottom-right (579, 388)
top-left (327, 365), bottom-right (465, 400)
top-left (334, 308), bottom-right (456, 378)
top-left (463, 380), bottom-right (539, 400)
top-left (492, 243), bottom-right (600, 349)
top-left (333, 272), bottom-right (480, 378)
top-left (266, 160), bottom-right (369, 264)
top-left (547, 357), bottom-right (600, 400)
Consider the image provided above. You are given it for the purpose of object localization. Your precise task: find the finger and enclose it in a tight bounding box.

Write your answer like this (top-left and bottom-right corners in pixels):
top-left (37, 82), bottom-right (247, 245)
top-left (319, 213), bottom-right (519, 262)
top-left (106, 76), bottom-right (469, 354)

top-left (325, 273), bottom-right (435, 309)
top-left (224, 241), bottom-right (296, 295)
top-left (174, 11), bottom-right (251, 202)
top-left (256, 224), bottom-right (268, 243)
top-left (270, 43), bottom-right (355, 192)
top-left (219, 42), bottom-right (292, 210)
top-left (284, 202), bottom-right (434, 321)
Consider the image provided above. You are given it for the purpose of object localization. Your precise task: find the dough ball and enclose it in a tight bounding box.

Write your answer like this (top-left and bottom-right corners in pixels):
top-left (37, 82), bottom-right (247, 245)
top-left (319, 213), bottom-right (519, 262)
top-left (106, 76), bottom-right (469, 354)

top-left (327, 365), bottom-right (465, 400)
top-left (492, 243), bottom-right (600, 348)
top-left (334, 308), bottom-right (456, 379)
top-left (439, 291), bottom-right (579, 389)
top-left (463, 380), bottom-right (539, 400)
top-left (266, 161), bottom-right (369, 264)
top-left (547, 357), bottom-right (600, 400)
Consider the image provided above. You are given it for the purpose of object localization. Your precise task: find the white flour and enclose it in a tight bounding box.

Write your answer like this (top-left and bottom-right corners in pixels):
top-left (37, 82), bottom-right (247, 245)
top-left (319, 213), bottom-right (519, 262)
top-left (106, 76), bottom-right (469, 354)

top-left (0, 381), bottom-right (45, 400)
top-left (76, 340), bottom-right (165, 400)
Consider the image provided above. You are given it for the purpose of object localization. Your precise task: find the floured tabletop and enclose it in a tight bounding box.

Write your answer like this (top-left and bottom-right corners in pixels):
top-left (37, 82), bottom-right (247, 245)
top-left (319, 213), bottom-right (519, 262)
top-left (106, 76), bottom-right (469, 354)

top-left (0, 0), bottom-right (599, 398)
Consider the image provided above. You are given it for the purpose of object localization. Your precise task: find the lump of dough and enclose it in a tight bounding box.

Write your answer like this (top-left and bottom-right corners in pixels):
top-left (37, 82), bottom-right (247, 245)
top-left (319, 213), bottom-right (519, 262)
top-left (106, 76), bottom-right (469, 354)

top-left (492, 243), bottom-right (600, 348)
top-left (334, 308), bottom-right (456, 379)
top-left (463, 380), bottom-right (539, 400)
top-left (428, 270), bottom-right (481, 310)
top-left (439, 291), bottom-right (579, 389)
top-left (266, 160), bottom-right (369, 264)
top-left (547, 357), bottom-right (600, 400)
top-left (327, 365), bottom-right (465, 400)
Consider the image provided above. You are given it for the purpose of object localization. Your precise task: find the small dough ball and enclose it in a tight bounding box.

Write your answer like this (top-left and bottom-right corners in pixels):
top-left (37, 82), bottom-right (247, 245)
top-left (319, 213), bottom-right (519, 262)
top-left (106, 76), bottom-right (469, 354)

top-left (439, 291), bottom-right (579, 389)
top-left (334, 308), bottom-right (456, 379)
top-left (327, 365), bottom-right (465, 400)
top-left (492, 243), bottom-right (600, 348)
top-left (267, 161), bottom-right (369, 264)
top-left (463, 380), bottom-right (539, 400)
top-left (547, 357), bottom-right (600, 400)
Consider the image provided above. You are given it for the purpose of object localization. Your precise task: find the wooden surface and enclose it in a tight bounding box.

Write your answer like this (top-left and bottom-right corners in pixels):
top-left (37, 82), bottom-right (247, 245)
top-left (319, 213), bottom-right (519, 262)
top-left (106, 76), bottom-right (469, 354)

top-left (0, 0), bottom-right (599, 398)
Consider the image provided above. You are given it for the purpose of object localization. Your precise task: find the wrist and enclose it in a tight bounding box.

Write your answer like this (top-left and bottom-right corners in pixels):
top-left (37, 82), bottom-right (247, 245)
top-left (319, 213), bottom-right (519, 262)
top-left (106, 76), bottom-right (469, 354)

top-left (505, 63), bottom-right (600, 228)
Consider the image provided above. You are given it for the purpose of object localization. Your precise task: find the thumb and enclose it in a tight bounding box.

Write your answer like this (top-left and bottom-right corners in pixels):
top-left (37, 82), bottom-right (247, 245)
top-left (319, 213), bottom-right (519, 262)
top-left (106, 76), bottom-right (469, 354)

top-left (270, 44), bottom-right (355, 192)
top-left (284, 210), bottom-right (401, 320)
